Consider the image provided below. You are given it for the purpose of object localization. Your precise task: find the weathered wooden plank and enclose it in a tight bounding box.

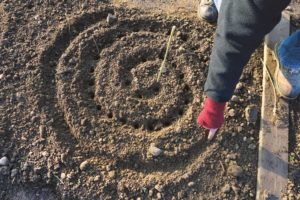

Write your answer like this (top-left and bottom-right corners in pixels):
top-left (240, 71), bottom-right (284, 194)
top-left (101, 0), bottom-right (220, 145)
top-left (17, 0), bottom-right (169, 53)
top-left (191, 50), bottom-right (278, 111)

top-left (256, 12), bottom-right (290, 200)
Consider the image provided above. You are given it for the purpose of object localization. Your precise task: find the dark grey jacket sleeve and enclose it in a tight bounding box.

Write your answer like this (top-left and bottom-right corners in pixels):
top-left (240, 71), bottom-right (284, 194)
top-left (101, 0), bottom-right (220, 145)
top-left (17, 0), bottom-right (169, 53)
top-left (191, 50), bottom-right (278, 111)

top-left (204, 0), bottom-right (291, 102)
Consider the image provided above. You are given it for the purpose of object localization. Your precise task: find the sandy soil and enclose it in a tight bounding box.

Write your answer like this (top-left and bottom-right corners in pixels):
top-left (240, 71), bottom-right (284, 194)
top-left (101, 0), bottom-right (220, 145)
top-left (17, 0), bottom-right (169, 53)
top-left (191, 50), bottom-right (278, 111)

top-left (4, 0), bottom-right (299, 199)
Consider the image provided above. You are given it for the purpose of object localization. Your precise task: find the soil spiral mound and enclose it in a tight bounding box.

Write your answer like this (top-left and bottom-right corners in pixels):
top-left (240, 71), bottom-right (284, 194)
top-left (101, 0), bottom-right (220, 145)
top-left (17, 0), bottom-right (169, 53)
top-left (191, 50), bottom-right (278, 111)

top-left (34, 5), bottom-right (215, 198)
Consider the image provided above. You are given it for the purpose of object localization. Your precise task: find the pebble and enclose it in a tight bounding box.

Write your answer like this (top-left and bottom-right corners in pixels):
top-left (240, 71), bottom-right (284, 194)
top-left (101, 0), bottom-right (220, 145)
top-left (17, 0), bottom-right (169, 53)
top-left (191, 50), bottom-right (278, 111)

top-left (148, 189), bottom-right (153, 197)
top-left (236, 83), bottom-right (243, 90)
top-left (94, 175), bottom-right (101, 181)
top-left (81, 1), bottom-right (88, 9)
top-left (231, 95), bottom-right (239, 102)
top-left (0, 156), bottom-right (9, 166)
top-left (11, 168), bottom-right (18, 177)
top-left (178, 46), bottom-right (185, 53)
top-left (155, 184), bottom-right (163, 192)
top-left (108, 170), bottom-right (116, 178)
top-left (227, 164), bottom-right (243, 177)
top-left (157, 192), bottom-right (162, 199)
top-left (237, 126), bottom-right (243, 133)
top-left (106, 13), bottom-right (117, 25)
top-left (222, 184), bottom-right (231, 193)
top-left (39, 125), bottom-right (46, 137)
top-left (235, 144), bottom-right (240, 150)
top-left (245, 105), bottom-right (258, 124)
top-left (79, 160), bottom-right (89, 171)
top-left (226, 154), bottom-right (236, 160)
top-left (0, 166), bottom-right (9, 175)
top-left (188, 181), bottom-right (195, 187)
top-left (232, 185), bottom-right (240, 194)
top-left (0, 74), bottom-right (4, 80)
top-left (41, 151), bottom-right (49, 157)
top-left (248, 144), bottom-right (256, 150)
top-left (60, 172), bottom-right (66, 180)
top-left (228, 109), bottom-right (236, 117)
top-left (149, 144), bottom-right (163, 157)
top-left (80, 118), bottom-right (88, 126)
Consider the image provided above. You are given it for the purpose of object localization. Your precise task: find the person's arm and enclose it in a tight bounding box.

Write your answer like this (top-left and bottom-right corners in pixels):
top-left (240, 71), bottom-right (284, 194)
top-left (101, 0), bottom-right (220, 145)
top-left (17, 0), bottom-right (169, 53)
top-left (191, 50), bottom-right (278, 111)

top-left (198, 0), bottom-right (290, 130)
top-left (205, 0), bottom-right (290, 102)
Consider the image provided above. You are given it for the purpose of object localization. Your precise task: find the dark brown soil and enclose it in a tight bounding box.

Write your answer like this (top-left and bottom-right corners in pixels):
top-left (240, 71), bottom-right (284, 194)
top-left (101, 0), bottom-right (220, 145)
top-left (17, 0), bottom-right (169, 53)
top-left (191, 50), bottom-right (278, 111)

top-left (0, 1), bottom-right (263, 200)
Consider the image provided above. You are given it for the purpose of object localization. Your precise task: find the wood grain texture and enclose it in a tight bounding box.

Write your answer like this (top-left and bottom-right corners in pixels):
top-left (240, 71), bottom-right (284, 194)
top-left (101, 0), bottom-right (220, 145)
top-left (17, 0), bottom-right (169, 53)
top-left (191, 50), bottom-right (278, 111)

top-left (256, 12), bottom-right (290, 200)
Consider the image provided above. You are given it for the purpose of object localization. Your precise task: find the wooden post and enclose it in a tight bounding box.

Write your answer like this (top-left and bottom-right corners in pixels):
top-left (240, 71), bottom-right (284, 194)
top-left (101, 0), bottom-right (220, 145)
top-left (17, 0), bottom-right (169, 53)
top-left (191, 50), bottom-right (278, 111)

top-left (256, 12), bottom-right (290, 200)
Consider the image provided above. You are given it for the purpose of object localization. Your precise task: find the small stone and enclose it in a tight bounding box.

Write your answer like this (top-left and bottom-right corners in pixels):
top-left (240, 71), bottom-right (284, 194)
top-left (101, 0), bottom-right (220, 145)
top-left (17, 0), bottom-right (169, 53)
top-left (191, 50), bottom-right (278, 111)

top-left (108, 170), bottom-right (116, 178)
top-left (39, 125), bottom-right (46, 137)
top-left (232, 132), bottom-right (237, 137)
top-left (222, 184), bottom-right (231, 193)
top-left (0, 166), bottom-right (9, 175)
top-left (231, 95), bottom-right (239, 102)
top-left (79, 160), bottom-right (89, 171)
top-left (60, 173), bottom-right (66, 180)
top-left (81, 1), bottom-right (88, 9)
top-left (177, 46), bottom-right (185, 53)
top-left (0, 74), bottom-right (4, 80)
top-left (148, 189), bottom-right (154, 197)
top-left (245, 105), bottom-right (258, 124)
top-left (232, 185), bottom-right (240, 194)
top-left (235, 144), bottom-right (239, 150)
top-left (227, 165), bottom-right (243, 177)
top-left (228, 109), bottom-right (236, 117)
top-left (243, 137), bottom-right (247, 142)
top-left (248, 144), bottom-right (256, 150)
top-left (149, 144), bottom-right (163, 157)
top-left (106, 164), bottom-right (112, 171)
top-left (94, 175), bottom-right (101, 181)
top-left (227, 154), bottom-right (236, 160)
top-left (0, 156), bottom-right (9, 166)
top-left (157, 192), bottom-right (162, 199)
top-left (11, 168), bottom-right (18, 177)
top-left (237, 126), bottom-right (243, 133)
top-left (188, 181), bottom-right (195, 187)
top-left (106, 13), bottom-right (117, 25)
top-left (155, 184), bottom-right (163, 192)
top-left (80, 118), bottom-right (88, 126)
top-left (236, 83), bottom-right (243, 90)
top-left (41, 151), bottom-right (49, 157)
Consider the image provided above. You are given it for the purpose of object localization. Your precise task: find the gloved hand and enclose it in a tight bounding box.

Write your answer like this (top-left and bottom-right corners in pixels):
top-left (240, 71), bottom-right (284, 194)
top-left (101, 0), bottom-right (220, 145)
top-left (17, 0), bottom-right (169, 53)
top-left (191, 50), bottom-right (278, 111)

top-left (197, 97), bottom-right (226, 139)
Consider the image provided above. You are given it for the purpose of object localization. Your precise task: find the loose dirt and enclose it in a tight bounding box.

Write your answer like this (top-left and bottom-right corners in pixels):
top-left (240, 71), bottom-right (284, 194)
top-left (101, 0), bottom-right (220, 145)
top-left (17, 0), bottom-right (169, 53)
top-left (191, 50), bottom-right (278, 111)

top-left (0, 1), bottom-right (265, 199)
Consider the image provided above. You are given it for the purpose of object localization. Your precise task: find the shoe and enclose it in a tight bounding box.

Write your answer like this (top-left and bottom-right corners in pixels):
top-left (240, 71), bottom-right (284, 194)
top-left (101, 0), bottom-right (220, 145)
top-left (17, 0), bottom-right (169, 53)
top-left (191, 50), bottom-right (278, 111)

top-left (197, 0), bottom-right (218, 23)
top-left (274, 44), bottom-right (300, 100)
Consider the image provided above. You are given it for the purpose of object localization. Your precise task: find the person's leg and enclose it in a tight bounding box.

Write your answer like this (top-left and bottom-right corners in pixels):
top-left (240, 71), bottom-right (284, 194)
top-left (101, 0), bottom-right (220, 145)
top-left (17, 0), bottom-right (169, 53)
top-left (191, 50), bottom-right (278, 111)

top-left (275, 29), bottom-right (300, 99)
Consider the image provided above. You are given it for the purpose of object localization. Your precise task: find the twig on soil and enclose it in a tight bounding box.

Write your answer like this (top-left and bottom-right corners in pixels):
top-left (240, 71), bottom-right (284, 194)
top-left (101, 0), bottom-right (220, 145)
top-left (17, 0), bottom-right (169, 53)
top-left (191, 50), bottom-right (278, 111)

top-left (219, 160), bottom-right (225, 172)
top-left (157, 25), bottom-right (176, 82)
top-left (53, 174), bottom-right (64, 184)
top-left (92, 35), bottom-right (100, 54)
top-left (260, 58), bottom-right (278, 115)
top-left (65, 14), bottom-right (71, 35)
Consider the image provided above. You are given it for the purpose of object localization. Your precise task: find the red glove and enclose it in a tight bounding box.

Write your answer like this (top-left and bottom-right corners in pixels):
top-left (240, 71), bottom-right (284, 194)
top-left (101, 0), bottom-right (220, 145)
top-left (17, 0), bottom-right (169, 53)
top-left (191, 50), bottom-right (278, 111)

top-left (197, 97), bottom-right (226, 129)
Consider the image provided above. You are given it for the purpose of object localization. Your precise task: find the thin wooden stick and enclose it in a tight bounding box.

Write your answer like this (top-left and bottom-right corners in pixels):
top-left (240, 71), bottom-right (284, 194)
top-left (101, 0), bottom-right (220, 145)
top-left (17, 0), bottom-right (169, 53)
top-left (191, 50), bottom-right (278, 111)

top-left (157, 26), bottom-right (176, 82)
top-left (92, 35), bottom-right (100, 54)
top-left (219, 160), bottom-right (225, 172)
